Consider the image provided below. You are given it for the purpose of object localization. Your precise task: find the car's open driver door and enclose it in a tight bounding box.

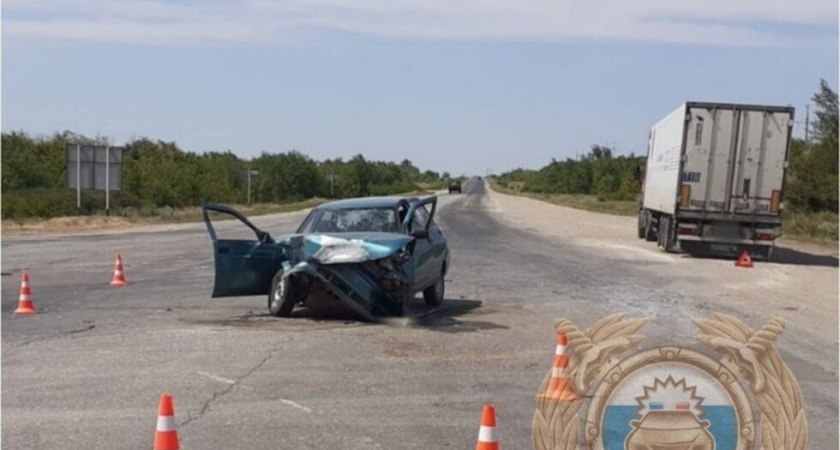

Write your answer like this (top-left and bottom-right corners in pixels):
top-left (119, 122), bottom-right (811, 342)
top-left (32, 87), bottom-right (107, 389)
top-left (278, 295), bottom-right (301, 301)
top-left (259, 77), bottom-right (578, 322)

top-left (202, 203), bottom-right (280, 297)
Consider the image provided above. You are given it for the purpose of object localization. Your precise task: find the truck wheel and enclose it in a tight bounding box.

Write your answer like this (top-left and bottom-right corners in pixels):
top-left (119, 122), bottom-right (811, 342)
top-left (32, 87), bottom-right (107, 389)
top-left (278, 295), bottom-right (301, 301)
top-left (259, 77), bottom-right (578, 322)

top-left (268, 269), bottom-right (296, 317)
top-left (637, 210), bottom-right (646, 239)
top-left (644, 211), bottom-right (657, 242)
top-left (658, 216), bottom-right (674, 252)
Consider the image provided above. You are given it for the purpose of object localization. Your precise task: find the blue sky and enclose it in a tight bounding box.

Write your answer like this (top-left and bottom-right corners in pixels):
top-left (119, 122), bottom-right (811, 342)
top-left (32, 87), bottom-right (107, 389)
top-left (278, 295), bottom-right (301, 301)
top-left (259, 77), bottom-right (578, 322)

top-left (3, 0), bottom-right (837, 175)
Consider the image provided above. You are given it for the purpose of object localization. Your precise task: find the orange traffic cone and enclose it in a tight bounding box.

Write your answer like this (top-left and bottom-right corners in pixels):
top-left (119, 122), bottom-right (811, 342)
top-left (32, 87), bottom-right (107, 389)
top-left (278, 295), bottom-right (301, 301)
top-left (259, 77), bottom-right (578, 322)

top-left (154, 393), bottom-right (179, 450)
top-left (476, 403), bottom-right (499, 450)
top-left (14, 272), bottom-right (37, 315)
top-left (110, 253), bottom-right (127, 286)
top-left (539, 331), bottom-right (579, 402)
top-left (735, 250), bottom-right (753, 268)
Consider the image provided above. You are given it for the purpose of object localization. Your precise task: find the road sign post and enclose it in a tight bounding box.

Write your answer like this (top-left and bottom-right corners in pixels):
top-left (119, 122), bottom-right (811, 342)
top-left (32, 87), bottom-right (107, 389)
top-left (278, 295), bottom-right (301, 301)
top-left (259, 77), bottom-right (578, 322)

top-left (67, 145), bottom-right (123, 214)
top-left (327, 173), bottom-right (337, 196)
top-left (241, 168), bottom-right (260, 205)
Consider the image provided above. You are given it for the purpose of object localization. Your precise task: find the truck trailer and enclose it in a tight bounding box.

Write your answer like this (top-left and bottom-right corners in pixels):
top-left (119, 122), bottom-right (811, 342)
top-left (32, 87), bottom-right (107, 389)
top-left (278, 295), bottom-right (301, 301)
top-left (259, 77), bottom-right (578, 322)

top-left (637, 102), bottom-right (795, 259)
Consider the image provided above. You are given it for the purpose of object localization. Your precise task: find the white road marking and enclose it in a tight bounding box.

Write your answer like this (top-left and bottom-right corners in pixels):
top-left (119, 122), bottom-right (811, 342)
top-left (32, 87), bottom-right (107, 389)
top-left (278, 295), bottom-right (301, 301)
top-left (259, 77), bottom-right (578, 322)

top-left (197, 371), bottom-right (236, 385)
top-left (280, 399), bottom-right (312, 413)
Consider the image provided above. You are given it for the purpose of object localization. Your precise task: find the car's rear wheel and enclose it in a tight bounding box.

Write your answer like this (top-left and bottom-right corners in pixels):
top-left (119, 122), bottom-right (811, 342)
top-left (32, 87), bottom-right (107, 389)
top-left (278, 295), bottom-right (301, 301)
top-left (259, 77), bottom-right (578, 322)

top-left (423, 276), bottom-right (445, 308)
top-left (268, 269), bottom-right (295, 317)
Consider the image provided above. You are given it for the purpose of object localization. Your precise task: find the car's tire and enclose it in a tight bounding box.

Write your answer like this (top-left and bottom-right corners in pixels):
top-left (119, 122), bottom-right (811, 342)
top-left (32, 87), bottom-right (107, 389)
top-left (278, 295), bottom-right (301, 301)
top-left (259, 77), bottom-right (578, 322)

top-left (268, 269), bottom-right (295, 317)
top-left (423, 275), bottom-right (445, 308)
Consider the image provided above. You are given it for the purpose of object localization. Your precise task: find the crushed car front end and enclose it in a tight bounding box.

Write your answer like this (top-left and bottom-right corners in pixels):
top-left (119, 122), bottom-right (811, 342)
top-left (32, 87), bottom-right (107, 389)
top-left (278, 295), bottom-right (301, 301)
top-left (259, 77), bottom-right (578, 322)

top-left (272, 233), bottom-right (419, 320)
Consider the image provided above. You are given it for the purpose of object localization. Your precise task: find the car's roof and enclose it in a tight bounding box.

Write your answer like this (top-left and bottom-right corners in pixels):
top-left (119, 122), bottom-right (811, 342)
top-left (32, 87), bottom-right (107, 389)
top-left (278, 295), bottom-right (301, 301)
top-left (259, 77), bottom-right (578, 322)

top-left (316, 196), bottom-right (417, 210)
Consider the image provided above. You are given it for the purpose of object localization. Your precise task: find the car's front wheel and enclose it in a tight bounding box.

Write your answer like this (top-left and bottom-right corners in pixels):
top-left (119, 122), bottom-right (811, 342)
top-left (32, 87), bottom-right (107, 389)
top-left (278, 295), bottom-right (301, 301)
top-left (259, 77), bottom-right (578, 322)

top-left (423, 275), bottom-right (445, 308)
top-left (268, 269), bottom-right (296, 317)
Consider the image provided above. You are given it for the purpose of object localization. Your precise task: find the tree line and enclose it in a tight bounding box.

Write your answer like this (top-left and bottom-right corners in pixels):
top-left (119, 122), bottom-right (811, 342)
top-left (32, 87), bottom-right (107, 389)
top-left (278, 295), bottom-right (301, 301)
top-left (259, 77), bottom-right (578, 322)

top-left (495, 145), bottom-right (645, 202)
top-left (1, 133), bottom-right (454, 219)
top-left (496, 80), bottom-right (839, 215)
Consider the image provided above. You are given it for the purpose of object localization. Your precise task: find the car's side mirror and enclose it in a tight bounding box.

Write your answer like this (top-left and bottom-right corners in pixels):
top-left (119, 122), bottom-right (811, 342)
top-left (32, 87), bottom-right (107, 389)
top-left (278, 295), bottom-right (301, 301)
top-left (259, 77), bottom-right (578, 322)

top-left (410, 229), bottom-right (429, 240)
top-left (257, 230), bottom-right (273, 243)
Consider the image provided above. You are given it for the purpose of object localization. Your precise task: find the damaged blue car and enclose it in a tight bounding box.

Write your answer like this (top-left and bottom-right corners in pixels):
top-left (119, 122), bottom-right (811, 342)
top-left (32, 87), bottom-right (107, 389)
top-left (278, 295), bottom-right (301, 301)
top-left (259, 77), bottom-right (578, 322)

top-left (202, 196), bottom-right (450, 321)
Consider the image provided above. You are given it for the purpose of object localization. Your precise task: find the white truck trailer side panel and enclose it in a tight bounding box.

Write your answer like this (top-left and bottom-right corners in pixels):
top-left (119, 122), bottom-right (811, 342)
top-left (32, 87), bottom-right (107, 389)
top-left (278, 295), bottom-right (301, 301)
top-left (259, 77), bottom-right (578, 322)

top-left (642, 103), bottom-right (685, 215)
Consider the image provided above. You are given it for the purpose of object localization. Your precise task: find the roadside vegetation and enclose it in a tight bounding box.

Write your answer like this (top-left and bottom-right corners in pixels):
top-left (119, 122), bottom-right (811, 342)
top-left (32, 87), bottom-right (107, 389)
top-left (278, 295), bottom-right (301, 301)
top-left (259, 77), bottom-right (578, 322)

top-left (493, 80), bottom-right (839, 242)
top-left (1, 133), bottom-right (454, 225)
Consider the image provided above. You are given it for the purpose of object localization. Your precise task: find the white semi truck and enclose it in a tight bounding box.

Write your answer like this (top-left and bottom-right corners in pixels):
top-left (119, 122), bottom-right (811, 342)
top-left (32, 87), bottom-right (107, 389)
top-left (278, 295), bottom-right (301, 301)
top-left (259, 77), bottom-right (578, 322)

top-left (637, 102), bottom-right (795, 259)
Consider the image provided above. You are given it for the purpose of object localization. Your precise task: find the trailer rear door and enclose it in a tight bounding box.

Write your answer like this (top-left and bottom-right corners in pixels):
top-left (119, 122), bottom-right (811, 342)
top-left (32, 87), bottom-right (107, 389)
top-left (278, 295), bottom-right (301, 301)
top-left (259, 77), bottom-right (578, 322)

top-left (679, 105), bottom-right (792, 217)
top-left (727, 109), bottom-right (791, 216)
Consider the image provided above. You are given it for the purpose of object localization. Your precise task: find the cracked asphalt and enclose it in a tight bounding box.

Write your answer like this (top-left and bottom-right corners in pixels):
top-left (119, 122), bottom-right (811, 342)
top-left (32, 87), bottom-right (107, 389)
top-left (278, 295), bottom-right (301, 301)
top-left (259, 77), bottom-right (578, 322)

top-left (2, 181), bottom-right (837, 449)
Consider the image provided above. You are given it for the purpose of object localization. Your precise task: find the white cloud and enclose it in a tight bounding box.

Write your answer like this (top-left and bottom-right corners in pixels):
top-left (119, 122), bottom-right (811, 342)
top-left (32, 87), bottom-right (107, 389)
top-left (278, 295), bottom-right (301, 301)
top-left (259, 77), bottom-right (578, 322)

top-left (3, 0), bottom-right (837, 46)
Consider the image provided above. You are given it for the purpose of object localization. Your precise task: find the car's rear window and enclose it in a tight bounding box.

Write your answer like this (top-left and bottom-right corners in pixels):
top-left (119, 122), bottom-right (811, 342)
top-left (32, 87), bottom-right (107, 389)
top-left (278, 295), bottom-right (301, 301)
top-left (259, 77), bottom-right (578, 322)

top-left (298, 207), bottom-right (399, 233)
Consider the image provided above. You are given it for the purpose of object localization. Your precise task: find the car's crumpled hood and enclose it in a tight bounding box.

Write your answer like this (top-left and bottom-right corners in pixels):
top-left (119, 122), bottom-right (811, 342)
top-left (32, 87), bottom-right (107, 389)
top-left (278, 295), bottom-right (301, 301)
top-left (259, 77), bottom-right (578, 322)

top-left (275, 232), bottom-right (414, 264)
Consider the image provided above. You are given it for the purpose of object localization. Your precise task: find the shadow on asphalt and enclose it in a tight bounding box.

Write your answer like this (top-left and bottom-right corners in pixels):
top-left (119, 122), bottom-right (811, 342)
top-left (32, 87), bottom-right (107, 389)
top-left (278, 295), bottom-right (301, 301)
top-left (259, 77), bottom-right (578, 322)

top-left (769, 246), bottom-right (838, 268)
top-left (186, 298), bottom-right (501, 333)
top-left (679, 246), bottom-right (838, 268)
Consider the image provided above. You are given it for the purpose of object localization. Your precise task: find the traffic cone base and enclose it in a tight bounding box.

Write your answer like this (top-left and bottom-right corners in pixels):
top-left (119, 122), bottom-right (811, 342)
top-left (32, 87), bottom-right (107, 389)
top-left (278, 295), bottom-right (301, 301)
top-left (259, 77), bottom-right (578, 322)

top-left (111, 253), bottom-right (128, 286)
top-left (476, 403), bottom-right (499, 450)
top-left (154, 394), bottom-right (179, 450)
top-left (735, 250), bottom-right (753, 268)
top-left (14, 273), bottom-right (37, 316)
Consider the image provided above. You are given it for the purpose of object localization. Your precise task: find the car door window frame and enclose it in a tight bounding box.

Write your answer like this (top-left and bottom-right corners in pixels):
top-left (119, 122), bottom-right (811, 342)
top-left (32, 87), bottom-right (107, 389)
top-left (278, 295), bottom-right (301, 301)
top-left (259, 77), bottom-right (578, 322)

top-left (203, 202), bottom-right (266, 242)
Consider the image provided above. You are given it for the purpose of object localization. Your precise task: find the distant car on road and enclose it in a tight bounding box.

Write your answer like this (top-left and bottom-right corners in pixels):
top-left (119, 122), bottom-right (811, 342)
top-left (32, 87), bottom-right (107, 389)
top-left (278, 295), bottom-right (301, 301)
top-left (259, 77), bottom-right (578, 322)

top-left (448, 181), bottom-right (462, 193)
top-left (202, 196), bottom-right (450, 321)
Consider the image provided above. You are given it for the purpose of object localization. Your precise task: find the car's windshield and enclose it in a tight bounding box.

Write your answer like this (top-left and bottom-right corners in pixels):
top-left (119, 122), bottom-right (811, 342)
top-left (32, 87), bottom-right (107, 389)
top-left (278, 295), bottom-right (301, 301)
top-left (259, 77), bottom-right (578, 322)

top-left (298, 207), bottom-right (399, 233)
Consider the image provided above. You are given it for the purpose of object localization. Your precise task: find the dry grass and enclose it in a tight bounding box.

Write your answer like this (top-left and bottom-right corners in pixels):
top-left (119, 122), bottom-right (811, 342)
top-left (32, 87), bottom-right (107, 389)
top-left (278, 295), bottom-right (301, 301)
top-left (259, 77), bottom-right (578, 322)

top-left (782, 211), bottom-right (839, 243)
top-left (490, 180), bottom-right (638, 216)
top-left (1, 198), bottom-right (326, 235)
top-left (2, 189), bottom-right (440, 235)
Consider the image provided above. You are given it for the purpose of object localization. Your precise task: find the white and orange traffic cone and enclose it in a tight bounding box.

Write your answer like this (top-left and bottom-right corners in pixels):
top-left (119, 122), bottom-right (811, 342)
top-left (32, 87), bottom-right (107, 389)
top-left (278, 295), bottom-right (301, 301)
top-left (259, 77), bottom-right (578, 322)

top-left (735, 250), bottom-right (753, 268)
top-left (110, 253), bottom-right (127, 286)
top-left (476, 403), bottom-right (499, 450)
top-left (14, 272), bottom-right (37, 316)
top-left (539, 331), bottom-right (579, 402)
top-left (153, 393), bottom-right (179, 450)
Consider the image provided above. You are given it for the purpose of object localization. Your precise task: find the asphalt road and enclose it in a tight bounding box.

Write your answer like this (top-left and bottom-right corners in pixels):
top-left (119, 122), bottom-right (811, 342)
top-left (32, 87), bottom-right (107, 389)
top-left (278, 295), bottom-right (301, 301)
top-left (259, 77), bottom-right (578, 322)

top-left (2, 181), bottom-right (837, 449)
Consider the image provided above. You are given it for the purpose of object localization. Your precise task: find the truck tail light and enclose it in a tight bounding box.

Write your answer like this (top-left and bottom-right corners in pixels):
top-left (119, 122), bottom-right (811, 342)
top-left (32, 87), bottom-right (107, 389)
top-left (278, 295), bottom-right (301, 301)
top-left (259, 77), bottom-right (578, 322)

top-left (770, 190), bottom-right (781, 213)
top-left (678, 227), bottom-right (696, 236)
top-left (680, 184), bottom-right (691, 207)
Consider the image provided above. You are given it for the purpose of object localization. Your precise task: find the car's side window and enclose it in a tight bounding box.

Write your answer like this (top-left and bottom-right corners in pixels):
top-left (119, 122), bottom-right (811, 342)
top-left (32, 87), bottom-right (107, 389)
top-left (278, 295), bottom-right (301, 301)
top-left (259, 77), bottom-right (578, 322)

top-left (206, 209), bottom-right (261, 241)
top-left (411, 205), bottom-right (431, 231)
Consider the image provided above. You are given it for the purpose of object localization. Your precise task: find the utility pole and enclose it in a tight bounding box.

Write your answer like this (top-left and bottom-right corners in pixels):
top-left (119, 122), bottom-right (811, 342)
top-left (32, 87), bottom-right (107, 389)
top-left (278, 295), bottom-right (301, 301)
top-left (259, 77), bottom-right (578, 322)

top-left (105, 142), bottom-right (110, 216)
top-left (804, 104), bottom-right (810, 144)
top-left (76, 144), bottom-right (81, 211)
top-left (247, 164), bottom-right (252, 206)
